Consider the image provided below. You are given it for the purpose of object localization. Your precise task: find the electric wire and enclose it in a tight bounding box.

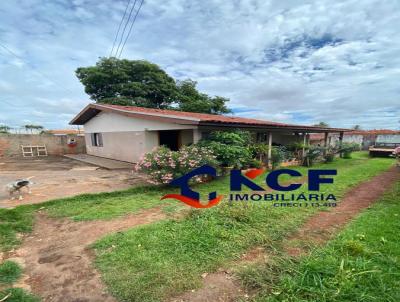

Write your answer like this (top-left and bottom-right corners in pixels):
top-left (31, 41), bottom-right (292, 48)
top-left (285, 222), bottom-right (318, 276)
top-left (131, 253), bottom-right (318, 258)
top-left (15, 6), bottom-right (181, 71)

top-left (109, 0), bottom-right (132, 57)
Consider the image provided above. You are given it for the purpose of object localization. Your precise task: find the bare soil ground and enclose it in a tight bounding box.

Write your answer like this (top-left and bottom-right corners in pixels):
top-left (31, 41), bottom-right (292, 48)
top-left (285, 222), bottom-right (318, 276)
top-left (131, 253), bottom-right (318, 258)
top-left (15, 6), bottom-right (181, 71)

top-left (0, 156), bottom-right (146, 208)
top-left (5, 207), bottom-right (166, 302)
top-left (170, 166), bottom-right (400, 302)
top-left (170, 271), bottom-right (246, 302)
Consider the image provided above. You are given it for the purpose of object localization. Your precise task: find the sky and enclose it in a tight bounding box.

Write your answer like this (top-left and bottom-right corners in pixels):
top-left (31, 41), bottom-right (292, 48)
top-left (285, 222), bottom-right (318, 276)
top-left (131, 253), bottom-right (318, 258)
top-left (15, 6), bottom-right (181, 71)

top-left (0, 0), bottom-right (399, 130)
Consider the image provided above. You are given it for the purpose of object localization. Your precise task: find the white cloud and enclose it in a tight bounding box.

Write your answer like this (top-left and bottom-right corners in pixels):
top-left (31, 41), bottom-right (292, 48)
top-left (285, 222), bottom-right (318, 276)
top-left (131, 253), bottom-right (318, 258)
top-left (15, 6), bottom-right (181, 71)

top-left (0, 0), bottom-right (399, 130)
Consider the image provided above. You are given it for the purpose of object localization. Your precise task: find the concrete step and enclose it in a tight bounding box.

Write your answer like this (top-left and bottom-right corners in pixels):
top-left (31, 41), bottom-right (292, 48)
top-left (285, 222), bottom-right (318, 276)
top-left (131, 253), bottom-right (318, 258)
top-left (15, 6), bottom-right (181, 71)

top-left (64, 154), bottom-right (133, 170)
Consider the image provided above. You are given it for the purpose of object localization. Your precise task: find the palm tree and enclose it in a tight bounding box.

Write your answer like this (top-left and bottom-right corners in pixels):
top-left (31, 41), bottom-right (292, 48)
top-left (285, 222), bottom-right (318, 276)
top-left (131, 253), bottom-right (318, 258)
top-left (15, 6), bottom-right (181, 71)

top-left (0, 125), bottom-right (11, 134)
top-left (24, 124), bottom-right (44, 134)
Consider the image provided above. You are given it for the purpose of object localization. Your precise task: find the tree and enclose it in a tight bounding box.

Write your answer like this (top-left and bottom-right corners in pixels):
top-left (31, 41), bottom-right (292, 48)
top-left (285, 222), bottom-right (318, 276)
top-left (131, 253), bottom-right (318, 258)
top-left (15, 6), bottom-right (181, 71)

top-left (24, 124), bottom-right (43, 134)
top-left (313, 121), bottom-right (329, 127)
top-left (0, 125), bottom-right (11, 134)
top-left (352, 125), bottom-right (361, 130)
top-left (76, 58), bottom-right (178, 108)
top-left (76, 58), bottom-right (231, 114)
top-left (176, 79), bottom-right (231, 114)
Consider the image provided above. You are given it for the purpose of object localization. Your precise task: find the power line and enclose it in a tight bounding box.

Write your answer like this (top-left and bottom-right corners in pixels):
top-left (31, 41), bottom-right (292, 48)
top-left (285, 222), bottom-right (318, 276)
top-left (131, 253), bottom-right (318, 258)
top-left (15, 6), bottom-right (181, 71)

top-left (0, 42), bottom-right (76, 96)
top-left (117, 0), bottom-right (144, 58)
top-left (113, 0), bottom-right (138, 57)
top-left (109, 0), bottom-right (132, 57)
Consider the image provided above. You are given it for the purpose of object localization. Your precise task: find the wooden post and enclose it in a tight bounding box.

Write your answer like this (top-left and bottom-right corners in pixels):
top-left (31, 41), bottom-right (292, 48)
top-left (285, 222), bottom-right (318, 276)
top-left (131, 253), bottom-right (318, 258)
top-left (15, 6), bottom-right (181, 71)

top-left (323, 132), bottom-right (329, 155)
top-left (267, 132), bottom-right (272, 168)
top-left (339, 131), bottom-right (344, 158)
top-left (302, 133), bottom-right (307, 160)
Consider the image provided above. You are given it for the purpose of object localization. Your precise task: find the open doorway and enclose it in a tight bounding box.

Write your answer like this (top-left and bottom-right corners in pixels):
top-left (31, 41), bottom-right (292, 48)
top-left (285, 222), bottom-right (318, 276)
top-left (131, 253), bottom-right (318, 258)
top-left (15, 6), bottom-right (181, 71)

top-left (159, 130), bottom-right (181, 151)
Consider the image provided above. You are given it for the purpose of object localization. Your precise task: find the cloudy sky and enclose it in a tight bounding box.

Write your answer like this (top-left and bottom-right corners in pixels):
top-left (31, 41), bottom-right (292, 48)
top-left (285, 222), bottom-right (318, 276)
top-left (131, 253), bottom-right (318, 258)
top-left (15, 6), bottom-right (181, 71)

top-left (1, 0), bottom-right (399, 130)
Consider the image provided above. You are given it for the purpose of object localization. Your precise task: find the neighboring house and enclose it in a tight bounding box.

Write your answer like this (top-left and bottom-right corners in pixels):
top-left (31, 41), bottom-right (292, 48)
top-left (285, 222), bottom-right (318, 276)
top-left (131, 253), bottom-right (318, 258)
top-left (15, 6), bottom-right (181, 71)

top-left (310, 130), bottom-right (400, 150)
top-left (70, 103), bottom-right (349, 163)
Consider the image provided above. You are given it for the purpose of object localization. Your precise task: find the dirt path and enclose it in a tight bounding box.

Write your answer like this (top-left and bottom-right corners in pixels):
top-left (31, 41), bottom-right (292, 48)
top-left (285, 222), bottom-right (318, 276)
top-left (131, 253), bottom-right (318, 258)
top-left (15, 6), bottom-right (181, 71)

top-left (6, 207), bottom-right (166, 302)
top-left (170, 166), bottom-right (400, 302)
top-left (285, 165), bottom-right (399, 256)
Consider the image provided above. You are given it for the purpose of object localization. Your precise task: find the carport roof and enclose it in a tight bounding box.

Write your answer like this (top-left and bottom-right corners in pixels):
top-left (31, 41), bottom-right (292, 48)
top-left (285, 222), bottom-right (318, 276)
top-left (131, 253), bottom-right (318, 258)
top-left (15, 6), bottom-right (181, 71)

top-left (70, 103), bottom-right (350, 133)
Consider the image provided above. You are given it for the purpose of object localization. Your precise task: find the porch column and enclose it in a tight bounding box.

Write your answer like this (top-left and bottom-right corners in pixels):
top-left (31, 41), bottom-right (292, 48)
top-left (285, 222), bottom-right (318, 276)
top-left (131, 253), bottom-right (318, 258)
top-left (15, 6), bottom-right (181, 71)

top-left (302, 133), bottom-right (307, 160)
top-left (193, 129), bottom-right (201, 143)
top-left (339, 131), bottom-right (344, 158)
top-left (323, 132), bottom-right (329, 155)
top-left (267, 132), bottom-right (272, 168)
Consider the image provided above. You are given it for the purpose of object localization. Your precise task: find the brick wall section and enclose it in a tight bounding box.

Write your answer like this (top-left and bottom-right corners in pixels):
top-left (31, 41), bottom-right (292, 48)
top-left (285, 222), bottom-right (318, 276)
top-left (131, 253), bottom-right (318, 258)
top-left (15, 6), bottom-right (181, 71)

top-left (0, 134), bottom-right (86, 157)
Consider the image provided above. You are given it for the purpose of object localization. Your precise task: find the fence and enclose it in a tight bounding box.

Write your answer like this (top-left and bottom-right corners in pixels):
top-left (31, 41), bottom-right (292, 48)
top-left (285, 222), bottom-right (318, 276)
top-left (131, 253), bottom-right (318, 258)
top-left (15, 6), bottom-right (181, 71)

top-left (0, 134), bottom-right (86, 158)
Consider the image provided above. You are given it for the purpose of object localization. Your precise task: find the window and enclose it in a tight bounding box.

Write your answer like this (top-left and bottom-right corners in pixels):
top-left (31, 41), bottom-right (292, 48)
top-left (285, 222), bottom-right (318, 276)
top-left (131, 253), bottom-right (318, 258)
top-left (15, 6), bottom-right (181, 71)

top-left (91, 133), bottom-right (103, 147)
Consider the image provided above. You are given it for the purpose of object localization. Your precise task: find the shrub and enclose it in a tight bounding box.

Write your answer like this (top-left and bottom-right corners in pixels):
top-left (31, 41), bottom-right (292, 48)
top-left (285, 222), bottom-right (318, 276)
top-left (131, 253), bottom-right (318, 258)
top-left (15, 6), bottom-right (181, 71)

top-left (287, 142), bottom-right (308, 160)
top-left (324, 152), bottom-right (335, 163)
top-left (303, 145), bottom-right (324, 166)
top-left (198, 131), bottom-right (252, 168)
top-left (249, 143), bottom-right (269, 163)
top-left (246, 158), bottom-right (263, 168)
top-left (135, 145), bottom-right (218, 184)
top-left (324, 146), bottom-right (336, 163)
top-left (270, 146), bottom-right (287, 169)
top-left (339, 143), bottom-right (359, 159)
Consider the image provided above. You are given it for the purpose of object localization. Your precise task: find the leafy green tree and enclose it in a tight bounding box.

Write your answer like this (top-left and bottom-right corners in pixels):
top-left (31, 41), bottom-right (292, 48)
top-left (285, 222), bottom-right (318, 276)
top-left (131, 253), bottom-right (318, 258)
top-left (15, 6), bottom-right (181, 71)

top-left (176, 79), bottom-right (231, 114)
top-left (76, 58), bottom-right (178, 108)
top-left (76, 58), bottom-right (231, 114)
top-left (313, 121), bottom-right (329, 127)
top-left (352, 125), bottom-right (361, 130)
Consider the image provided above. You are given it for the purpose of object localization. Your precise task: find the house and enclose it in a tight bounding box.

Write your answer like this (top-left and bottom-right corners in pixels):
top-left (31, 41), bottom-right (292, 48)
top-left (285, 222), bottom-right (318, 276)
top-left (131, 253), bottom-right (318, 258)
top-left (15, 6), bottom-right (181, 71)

top-left (70, 103), bottom-right (349, 163)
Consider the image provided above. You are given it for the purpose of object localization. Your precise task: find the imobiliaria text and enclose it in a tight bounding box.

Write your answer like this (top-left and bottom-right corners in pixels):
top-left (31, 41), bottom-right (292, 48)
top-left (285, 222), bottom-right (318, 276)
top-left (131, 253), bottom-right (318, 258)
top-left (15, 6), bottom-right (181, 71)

top-left (161, 165), bottom-right (337, 208)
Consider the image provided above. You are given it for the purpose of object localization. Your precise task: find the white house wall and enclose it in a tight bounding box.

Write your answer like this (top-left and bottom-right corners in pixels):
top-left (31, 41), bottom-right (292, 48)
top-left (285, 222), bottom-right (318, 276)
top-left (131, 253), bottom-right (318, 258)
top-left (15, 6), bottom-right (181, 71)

top-left (376, 134), bottom-right (400, 143)
top-left (84, 111), bottom-right (197, 132)
top-left (181, 129), bottom-right (194, 145)
top-left (329, 134), bottom-right (364, 147)
top-left (83, 112), bottom-right (198, 162)
top-left (85, 131), bottom-right (146, 162)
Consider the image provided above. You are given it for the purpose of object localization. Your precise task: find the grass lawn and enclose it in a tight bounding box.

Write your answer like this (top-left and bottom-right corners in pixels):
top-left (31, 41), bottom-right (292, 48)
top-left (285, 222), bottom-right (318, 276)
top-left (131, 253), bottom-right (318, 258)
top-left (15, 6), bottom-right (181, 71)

top-left (0, 261), bottom-right (22, 284)
top-left (0, 205), bottom-right (35, 252)
top-left (91, 153), bottom-right (395, 302)
top-left (0, 261), bottom-right (39, 302)
top-left (248, 179), bottom-right (400, 302)
top-left (44, 151), bottom-right (393, 219)
top-left (0, 288), bottom-right (39, 302)
top-left (0, 152), bottom-right (395, 302)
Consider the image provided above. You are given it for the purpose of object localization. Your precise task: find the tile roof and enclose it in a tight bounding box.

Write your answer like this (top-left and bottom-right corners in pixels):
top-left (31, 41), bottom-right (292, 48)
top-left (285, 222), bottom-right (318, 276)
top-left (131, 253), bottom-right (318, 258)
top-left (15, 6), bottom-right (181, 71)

top-left (349, 129), bottom-right (400, 135)
top-left (70, 103), bottom-right (350, 132)
top-left (99, 104), bottom-right (290, 126)
top-left (309, 129), bottom-right (400, 140)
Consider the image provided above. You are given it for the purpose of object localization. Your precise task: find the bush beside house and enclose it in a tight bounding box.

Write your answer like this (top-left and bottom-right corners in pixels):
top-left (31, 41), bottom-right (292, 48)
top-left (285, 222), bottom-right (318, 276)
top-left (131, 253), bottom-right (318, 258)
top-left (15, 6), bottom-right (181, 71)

top-left (135, 145), bottom-right (218, 184)
top-left (137, 130), bottom-right (360, 184)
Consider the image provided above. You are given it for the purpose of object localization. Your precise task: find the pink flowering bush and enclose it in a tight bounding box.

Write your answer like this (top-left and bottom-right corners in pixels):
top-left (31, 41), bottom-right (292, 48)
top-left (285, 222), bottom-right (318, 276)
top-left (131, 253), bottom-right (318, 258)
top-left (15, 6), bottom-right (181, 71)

top-left (393, 146), bottom-right (400, 157)
top-left (135, 145), bottom-right (219, 184)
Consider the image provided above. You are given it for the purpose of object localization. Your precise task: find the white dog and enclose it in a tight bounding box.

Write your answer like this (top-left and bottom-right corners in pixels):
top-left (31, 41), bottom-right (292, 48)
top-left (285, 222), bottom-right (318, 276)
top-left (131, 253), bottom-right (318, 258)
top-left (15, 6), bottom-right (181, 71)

top-left (6, 177), bottom-right (34, 200)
